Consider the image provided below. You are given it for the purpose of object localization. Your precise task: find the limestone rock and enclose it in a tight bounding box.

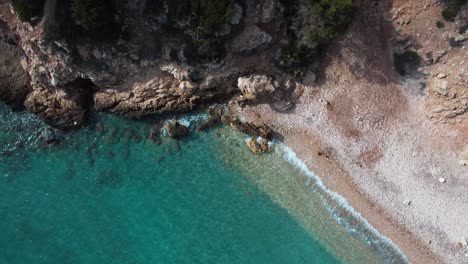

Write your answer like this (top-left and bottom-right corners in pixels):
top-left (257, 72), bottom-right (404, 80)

top-left (24, 88), bottom-right (90, 130)
top-left (237, 74), bottom-right (276, 100)
top-left (165, 121), bottom-right (189, 139)
top-left (231, 26), bottom-right (272, 53)
top-left (246, 138), bottom-right (272, 154)
top-left (432, 78), bottom-right (448, 96)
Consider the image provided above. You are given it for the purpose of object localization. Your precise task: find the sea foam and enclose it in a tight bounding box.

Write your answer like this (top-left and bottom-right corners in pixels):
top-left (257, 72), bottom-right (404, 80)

top-left (275, 142), bottom-right (410, 263)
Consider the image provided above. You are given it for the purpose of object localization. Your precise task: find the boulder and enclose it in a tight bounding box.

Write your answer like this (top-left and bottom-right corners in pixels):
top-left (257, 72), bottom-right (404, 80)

top-left (231, 26), bottom-right (272, 54)
top-left (229, 119), bottom-right (274, 140)
top-left (165, 121), bottom-right (189, 139)
top-left (237, 74), bottom-right (276, 100)
top-left (196, 117), bottom-right (220, 131)
top-left (431, 78), bottom-right (448, 96)
top-left (246, 138), bottom-right (272, 154)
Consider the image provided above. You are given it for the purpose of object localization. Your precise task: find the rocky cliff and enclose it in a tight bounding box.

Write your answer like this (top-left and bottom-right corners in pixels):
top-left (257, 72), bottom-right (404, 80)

top-left (1, 0), bottom-right (329, 129)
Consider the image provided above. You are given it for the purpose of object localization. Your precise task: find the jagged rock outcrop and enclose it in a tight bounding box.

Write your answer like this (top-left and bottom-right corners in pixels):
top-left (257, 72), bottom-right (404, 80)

top-left (165, 121), bottom-right (189, 139)
top-left (223, 116), bottom-right (274, 140)
top-left (237, 74), bottom-right (276, 101)
top-left (246, 138), bottom-right (272, 154)
top-left (0, 20), bottom-right (30, 110)
top-left (24, 79), bottom-right (96, 130)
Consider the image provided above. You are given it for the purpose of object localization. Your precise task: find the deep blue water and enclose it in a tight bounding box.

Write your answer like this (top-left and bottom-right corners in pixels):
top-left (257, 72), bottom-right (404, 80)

top-left (0, 103), bottom-right (406, 264)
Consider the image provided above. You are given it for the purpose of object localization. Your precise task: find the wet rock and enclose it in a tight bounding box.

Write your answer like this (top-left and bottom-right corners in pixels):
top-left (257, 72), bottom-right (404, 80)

top-left (237, 74), bottom-right (276, 100)
top-left (0, 21), bottom-right (31, 110)
top-left (231, 26), bottom-right (272, 54)
top-left (149, 122), bottom-right (164, 144)
top-left (196, 117), bottom-right (220, 131)
top-left (38, 127), bottom-right (59, 145)
top-left (229, 119), bottom-right (274, 140)
top-left (24, 79), bottom-right (96, 130)
top-left (246, 138), bottom-right (272, 154)
top-left (165, 121), bottom-right (189, 139)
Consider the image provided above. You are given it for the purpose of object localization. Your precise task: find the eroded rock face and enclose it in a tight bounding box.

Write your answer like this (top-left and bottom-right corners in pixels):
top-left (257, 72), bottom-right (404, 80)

top-left (24, 79), bottom-right (96, 130)
top-left (237, 74), bottom-right (276, 100)
top-left (0, 21), bottom-right (30, 110)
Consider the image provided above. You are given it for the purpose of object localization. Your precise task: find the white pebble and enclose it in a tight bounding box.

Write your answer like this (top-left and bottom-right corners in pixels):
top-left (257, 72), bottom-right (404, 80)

top-left (439, 178), bottom-right (446, 183)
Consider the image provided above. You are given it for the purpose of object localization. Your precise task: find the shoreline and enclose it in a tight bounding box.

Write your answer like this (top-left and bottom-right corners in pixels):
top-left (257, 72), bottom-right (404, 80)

top-left (278, 130), bottom-right (441, 263)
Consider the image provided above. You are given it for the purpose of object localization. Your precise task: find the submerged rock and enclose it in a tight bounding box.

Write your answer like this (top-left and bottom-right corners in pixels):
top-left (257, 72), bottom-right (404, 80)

top-left (246, 138), bottom-right (272, 154)
top-left (196, 117), bottom-right (220, 131)
top-left (165, 121), bottom-right (189, 139)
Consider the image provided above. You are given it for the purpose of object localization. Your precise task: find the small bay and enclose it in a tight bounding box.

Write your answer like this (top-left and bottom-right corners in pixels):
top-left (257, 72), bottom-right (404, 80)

top-left (0, 103), bottom-right (406, 264)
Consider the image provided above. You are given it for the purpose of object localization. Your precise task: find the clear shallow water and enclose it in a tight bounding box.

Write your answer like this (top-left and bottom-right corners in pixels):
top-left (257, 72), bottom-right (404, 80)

top-left (0, 103), bottom-right (406, 264)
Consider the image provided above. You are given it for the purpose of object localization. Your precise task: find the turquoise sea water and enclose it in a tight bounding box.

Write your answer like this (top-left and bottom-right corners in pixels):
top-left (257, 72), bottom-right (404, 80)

top-left (0, 102), bottom-right (407, 264)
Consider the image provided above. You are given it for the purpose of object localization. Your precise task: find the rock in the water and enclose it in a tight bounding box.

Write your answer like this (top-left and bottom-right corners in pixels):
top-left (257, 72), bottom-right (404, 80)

top-left (196, 117), bottom-right (220, 131)
top-left (229, 119), bottom-right (274, 140)
top-left (231, 26), bottom-right (272, 54)
top-left (24, 79), bottom-right (95, 130)
top-left (165, 121), bottom-right (189, 139)
top-left (246, 138), bottom-right (272, 154)
top-left (149, 122), bottom-right (164, 144)
top-left (237, 74), bottom-right (276, 100)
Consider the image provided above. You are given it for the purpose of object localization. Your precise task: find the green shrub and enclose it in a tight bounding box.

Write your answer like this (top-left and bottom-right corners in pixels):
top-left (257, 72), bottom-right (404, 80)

top-left (167, 0), bottom-right (234, 39)
top-left (279, 0), bottom-right (355, 76)
top-left (442, 0), bottom-right (467, 21)
top-left (394, 50), bottom-right (421, 76)
top-left (10, 0), bottom-right (45, 22)
top-left (436, 21), bottom-right (444, 28)
top-left (279, 44), bottom-right (316, 77)
top-left (459, 24), bottom-right (468, 34)
top-left (71, 0), bottom-right (114, 30)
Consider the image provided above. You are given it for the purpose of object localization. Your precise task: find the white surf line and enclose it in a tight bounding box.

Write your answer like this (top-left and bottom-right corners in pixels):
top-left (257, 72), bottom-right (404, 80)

top-left (275, 141), bottom-right (409, 263)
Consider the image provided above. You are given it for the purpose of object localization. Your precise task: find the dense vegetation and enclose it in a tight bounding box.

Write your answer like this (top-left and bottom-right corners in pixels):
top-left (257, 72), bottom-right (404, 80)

top-left (167, 0), bottom-right (234, 39)
top-left (10, 0), bottom-right (45, 22)
top-left (71, 0), bottom-right (115, 31)
top-left (165, 0), bottom-right (235, 62)
top-left (279, 0), bottom-right (355, 77)
top-left (442, 0), bottom-right (467, 21)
